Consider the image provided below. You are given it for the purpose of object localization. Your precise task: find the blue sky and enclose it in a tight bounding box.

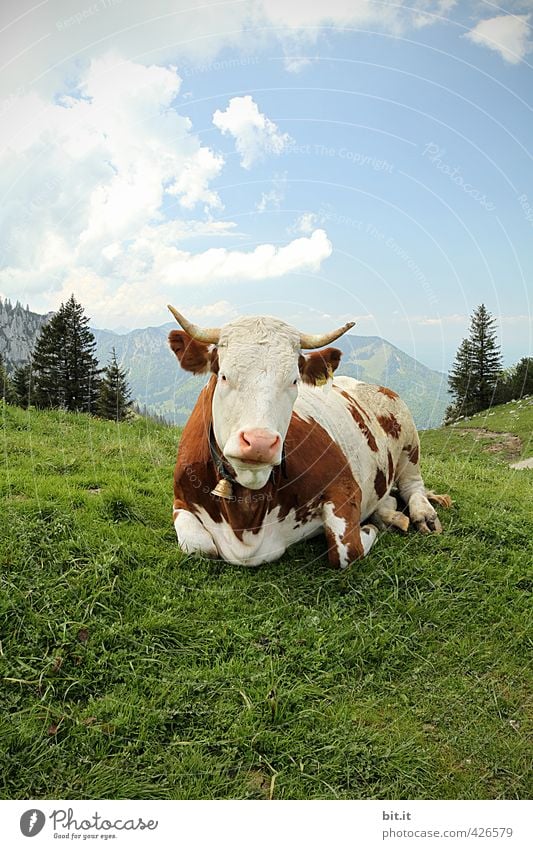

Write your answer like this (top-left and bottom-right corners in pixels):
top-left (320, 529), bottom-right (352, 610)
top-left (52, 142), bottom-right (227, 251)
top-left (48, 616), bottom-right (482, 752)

top-left (0, 0), bottom-right (532, 371)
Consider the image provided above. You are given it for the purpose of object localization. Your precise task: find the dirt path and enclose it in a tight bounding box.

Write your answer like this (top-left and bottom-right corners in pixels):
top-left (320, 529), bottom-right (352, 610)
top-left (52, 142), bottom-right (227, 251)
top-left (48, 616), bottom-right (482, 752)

top-left (456, 427), bottom-right (522, 458)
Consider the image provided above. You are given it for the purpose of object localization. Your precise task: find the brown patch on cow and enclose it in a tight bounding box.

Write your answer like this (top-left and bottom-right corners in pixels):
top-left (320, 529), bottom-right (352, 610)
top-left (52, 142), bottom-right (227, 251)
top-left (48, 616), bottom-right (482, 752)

top-left (378, 385), bottom-right (399, 400)
top-left (334, 385), bottom-right (371, 422)
top-left (374, 468), bottom-right (387, 499)
top-left (169, 330), bottom-right (218, 374)
top-left (299, 347), bottom-right (342, 386)
top-left (336, 389), bottom-right (378, 451)
top-left (387, 449), bottom-right (395, 483)
top-left (402, 442), bottom-right (419, 464)
top-left (377, 412), bottom-right (402, 439)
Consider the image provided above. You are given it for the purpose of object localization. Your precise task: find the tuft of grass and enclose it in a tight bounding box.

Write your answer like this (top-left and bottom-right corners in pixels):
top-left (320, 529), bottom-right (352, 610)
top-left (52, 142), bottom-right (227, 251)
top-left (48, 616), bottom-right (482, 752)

top-left (0, 400), bottom-right (531, 800)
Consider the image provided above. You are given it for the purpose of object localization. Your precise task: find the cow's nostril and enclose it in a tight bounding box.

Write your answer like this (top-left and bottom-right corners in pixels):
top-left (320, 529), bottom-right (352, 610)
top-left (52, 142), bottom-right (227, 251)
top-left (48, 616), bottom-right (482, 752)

top-left (240, 432), bottom-right (251, 447)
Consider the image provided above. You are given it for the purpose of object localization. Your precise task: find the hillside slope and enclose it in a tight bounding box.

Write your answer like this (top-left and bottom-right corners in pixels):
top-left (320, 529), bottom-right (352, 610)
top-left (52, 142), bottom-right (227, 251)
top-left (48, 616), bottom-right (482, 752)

top-left (0, 400), bottom-right (531, 800)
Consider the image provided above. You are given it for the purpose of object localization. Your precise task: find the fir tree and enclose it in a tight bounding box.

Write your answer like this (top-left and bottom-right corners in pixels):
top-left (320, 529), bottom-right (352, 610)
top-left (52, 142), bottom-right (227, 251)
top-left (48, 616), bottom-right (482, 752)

top-left (97, 348), bottom-right (132, 422)
top-left (447, 304), bottom-right (502, 421)
top-left (469, 304), bottom-right (502, 410)
top-left (447, 338), bottom-right (473, 419)
top-left (13, 363), bottom-right (32, 409)
top-left (31, 295), bottom-right (101, 413)
top-left (513, 357), bottom-right (533, 399)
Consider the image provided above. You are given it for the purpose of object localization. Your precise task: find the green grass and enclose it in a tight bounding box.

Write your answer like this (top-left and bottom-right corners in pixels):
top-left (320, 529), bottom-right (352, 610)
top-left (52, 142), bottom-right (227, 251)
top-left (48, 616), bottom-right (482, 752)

top-left (1, 399), bottom-right (531, 800)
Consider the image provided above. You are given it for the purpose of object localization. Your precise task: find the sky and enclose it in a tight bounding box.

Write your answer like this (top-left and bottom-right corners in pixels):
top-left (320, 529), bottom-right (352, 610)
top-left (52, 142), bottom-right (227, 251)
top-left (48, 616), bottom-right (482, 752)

top-left (0, 0), bottom-right (532, 371)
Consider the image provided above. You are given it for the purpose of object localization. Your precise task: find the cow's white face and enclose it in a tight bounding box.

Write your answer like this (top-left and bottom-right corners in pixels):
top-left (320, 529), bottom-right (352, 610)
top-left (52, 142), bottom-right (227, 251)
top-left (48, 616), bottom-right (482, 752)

top-left (213, 317), bottom-right (300, 489)
top-left (169, 309), bottom-right (350, 492)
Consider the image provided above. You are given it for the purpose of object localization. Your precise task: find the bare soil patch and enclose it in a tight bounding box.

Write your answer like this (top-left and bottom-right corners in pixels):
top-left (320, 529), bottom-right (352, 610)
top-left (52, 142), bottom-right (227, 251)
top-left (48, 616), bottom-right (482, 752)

top-left (457, 428), bottom-right (522, 459)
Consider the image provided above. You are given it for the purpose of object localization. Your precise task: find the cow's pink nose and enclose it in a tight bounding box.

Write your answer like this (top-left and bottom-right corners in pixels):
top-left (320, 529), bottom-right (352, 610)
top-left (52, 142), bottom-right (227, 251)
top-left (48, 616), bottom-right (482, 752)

top-left (237, 429), bottom-right (281, 463)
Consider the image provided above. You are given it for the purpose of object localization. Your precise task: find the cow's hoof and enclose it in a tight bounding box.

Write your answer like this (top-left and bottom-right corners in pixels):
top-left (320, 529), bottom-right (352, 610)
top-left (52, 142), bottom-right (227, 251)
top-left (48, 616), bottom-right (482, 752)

top-left (383, 512), bottom-right (409, 533)
top-left (426, 490), bottom-right (452, 509)
top-left (414, 515), bottom-right (442, 534)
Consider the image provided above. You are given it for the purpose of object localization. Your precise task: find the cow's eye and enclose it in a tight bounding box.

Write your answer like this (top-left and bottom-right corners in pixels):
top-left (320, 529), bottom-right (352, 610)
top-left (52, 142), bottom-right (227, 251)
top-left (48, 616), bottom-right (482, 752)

top-left (292, 378), bottom-right (298, 386)
top-left (220, 374), bottom-right (227, 382)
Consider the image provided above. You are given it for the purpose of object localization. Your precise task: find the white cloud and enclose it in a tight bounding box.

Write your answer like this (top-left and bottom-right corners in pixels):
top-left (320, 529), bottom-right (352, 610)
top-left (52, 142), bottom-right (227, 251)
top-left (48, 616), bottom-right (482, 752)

top-left (167, 147), bottom-right (224, 211)
top-left (156, 228), bottom-right (332, 286)
top-left (289, 212), bottom-right (319, 234)
top-left (465, 14), bottom-right (532, 64)
top-left (257, 0), bottom-right (457, 33)
top-left (0, 50), bottom-right (336, 329)
top-left (213, 95), bottom-right (292, 169)
top-left (16, 228), bottom-right (333, 327)
top-left (284, 57), bottom-right (313, 73)
top-left (256, 173), bottom-right (287, 211)
top-left (0, 56), bottom-right (223, 268)
top-left (499, 314), bottom-right (532, 325)
top-left (185, 300), bottom-right (238, 319)
top-left (410, 314), bottom-right (467, 326)
top-left (0, 0), bottom-right (459, 103)
top-left (0, 54), bottom-right (226, 292)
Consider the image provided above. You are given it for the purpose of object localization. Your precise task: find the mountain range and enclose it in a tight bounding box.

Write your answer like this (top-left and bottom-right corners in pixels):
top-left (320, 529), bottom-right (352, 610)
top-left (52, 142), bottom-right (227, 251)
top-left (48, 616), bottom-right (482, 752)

top-left (0, 299), bottom-right (449, 428)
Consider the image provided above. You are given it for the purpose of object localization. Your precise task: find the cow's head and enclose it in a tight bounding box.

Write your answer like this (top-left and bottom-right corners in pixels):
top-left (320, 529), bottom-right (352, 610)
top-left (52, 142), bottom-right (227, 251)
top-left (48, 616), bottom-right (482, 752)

top-left (168, 307), bottom-right (354, 489)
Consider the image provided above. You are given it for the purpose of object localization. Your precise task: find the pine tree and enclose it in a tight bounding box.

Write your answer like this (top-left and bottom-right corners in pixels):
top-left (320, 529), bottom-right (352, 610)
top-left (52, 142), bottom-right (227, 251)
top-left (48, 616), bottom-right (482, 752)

top-left (13, 363), bottom-right (32, 409)
top-left (513, 357), bottom-right (533, 399)
top-left (97, 348), bottom-right (132, 422)
top-left (31, 295), bottom-right (101, 413)
top-left (447, 338), bottom-right (473, 419)
top-left (469, 304), bottom-right (502, 410)
top-left (447, 305), bottom-right (502, 421)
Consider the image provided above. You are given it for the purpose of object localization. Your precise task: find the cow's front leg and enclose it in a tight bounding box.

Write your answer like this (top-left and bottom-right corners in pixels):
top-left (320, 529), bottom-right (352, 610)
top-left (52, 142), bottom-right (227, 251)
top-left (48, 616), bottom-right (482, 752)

top-left (322, 500), bottom-right (378, 569)
top-left (173, 507), bottom-right (218, 558)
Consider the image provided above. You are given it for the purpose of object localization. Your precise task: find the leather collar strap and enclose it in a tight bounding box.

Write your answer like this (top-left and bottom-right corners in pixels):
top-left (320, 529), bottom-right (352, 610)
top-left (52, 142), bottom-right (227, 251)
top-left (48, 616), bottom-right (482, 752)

top-left (209, 424), bottom-right (236, 485)
top-left (208, 425), bottom-right (287, 486)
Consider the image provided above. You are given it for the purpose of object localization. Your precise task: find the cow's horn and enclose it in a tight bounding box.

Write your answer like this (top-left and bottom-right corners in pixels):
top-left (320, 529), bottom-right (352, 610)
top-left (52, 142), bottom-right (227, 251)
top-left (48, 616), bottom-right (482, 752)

top-left (167, 305), bottom-right (220, 344)
top-left (299, 321), bottom-right (355, 349)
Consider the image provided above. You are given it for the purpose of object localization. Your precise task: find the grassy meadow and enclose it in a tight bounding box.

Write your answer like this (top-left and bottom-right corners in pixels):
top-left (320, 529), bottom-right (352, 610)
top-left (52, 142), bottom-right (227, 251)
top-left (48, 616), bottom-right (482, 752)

top-left (1, 398), bottom-right (532, 800)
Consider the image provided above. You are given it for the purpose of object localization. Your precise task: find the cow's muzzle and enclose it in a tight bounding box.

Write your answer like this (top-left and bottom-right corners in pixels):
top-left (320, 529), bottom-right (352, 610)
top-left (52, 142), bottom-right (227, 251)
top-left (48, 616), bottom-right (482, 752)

top-left (230, 429), bottom-right (282, 466)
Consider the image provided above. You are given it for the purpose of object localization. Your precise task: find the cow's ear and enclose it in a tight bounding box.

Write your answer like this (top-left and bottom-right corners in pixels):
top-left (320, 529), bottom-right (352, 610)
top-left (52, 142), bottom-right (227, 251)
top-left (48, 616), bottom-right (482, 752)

top-left (299, 347), bottom-right (342, 386)
top-left (168, 330), bottom-right (216, 374)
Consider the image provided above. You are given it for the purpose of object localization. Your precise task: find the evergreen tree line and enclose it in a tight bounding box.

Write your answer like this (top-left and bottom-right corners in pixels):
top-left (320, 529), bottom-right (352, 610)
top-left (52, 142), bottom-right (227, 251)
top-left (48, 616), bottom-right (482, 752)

top-left (0, 295), bottom-right (132, 422)
top-left (446, 303), bottom-right (532, 423)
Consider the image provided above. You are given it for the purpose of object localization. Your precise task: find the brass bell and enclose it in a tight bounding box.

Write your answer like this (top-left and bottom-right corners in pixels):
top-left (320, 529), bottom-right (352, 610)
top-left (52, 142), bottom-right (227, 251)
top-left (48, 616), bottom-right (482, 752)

top-left (211, 478), bottom-right (234, 499)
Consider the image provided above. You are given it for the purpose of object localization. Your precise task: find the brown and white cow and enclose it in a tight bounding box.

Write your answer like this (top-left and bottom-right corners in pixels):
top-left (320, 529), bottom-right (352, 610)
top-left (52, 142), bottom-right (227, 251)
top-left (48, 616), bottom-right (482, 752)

top-left (168, 307), bottom-right (451, 568)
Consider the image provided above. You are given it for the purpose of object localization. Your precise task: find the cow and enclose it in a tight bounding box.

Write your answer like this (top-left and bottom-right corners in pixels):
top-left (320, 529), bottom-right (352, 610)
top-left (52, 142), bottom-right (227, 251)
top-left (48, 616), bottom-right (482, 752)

top-left (168, 306), bottom-right (451, 568)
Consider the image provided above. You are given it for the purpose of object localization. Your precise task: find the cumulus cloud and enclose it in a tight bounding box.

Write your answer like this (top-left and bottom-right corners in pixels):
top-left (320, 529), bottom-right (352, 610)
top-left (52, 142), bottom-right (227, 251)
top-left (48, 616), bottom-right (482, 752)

top-left (45, 228), bottom-right (332, 326)
top-left (213, 95), bottom-right (292, 169)
top-left (0, 54), bottom-right (224, 274)
top-left (156, 228), bottom-right (332, 286)
top-left (465, 14), bottom-right (532, 64)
